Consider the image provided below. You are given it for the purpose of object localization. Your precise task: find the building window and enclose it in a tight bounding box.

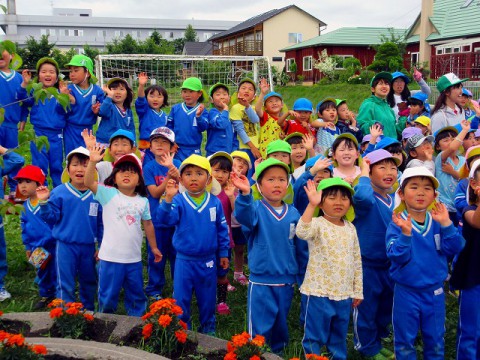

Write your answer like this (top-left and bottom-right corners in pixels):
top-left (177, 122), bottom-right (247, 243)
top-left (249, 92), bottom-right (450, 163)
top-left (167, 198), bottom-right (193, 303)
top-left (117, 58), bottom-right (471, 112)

top-left (453, 47), bottom-right (460, 53)
top-left (203, 33), bottom-right (211, 40)
top-left (444, 48), bottom-right (452, 54)
top-left (272, 57), bottom-right (283, 62)
top-left (303, 56), bottom-right (312, 71)
top-left (286, 58), bottom-right (296, 72)
top-left (255, 32), bottom-right (262, 41)
top-left (49, 29), bottom-right (56, 36)
top-left (410, 52), bottom-right (419, 66)
top-left (97, 30), bottom-right (107, 38)
top-left (115, 31), bottom-right (124, 37)
top-left (288, 33), bottom-right (302, 44)
top-left (436, 48), bottom-right (443, 55)
top-left (462, 45), bottom-right (471, 52)
top-left (132, 30), bottom-right (141, 38)
top-left (475, 47), bottom-right (480, 53)
top-left (41, 29), bottom-right (56, 36)
top-left (333, 55), bottom-right (353, 69)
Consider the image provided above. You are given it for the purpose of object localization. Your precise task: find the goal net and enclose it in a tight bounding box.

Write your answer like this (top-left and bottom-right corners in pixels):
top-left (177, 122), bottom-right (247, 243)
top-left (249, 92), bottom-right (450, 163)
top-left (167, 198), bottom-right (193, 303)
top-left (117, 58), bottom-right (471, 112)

top-left (94, 54), bottom-right (273, 104)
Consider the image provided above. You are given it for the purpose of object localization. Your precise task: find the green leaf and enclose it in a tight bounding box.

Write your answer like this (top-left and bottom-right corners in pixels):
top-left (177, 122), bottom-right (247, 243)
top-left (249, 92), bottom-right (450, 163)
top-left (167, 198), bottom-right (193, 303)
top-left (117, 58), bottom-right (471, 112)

top-left (0, 5), bottom-right (6, 14)
top-left (35, 135), bottom-right (50, 152)
top-left (32, 82), bottom-right (44, 91)
top-left (56, 93), bottom-right (71, 111)
top-left (46, 87), bottom-right (58, 97)
top-left (0, 156), bottom-right (4, 168)
top-left (0, 108), bottom-right (4, 125)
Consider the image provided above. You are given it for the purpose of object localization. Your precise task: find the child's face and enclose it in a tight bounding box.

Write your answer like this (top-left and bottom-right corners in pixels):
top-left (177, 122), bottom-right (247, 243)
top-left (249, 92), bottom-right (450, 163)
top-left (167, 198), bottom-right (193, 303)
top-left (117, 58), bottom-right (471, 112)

top-left (409, 104), bottom-right (423, 116)
top-left (67, 155), bottom-right (89, 189)
top-left (211, 88), bottom-right (230, 109)
top-left (470, 173), bottom-right (480, 203)
top-left (399, 177), bottom-right (436, 212)
top-left (392, 78), bottom-right (406, 95)
top-left (68, 66), bottom-right (89, 86)
top-left (268, 151), bottom-right (290, 165)
top-left (475, 137), bottom-right (480, 146)
top-left (320, 106), bottom-right (337, 123)
top-left (38, 63), bottom-right (58, 88)
top-left (313, 169), bottom-right (332, 185)
top-left (436, 135), bottom-right (454, 152)
top-left (238, 83), bottom-right (255, 102)
top-left (232, 157), bottom-right (249, 176)
top-left (109, 137), bottom-right (134, 161)
top-left (336, 103), bottom-right (349, 120)
top-left (257, 166), bottom-right (288, 206)
top-left (458, 95), bottom-right (468, 108)
top-left (290, 143), bottom-right (307, 166)
top-left (333, 140), bottom-right (359, 167)
top-left (411, 141), bottom-right (434, 160)
top-left (211, 163), bottom-right (230, 187)
top-left (446, 86), bottom-right (463, 104)
top-left (320, 190), bottom-right (351, 219)
top-left (264, 96), bottom-right (283, 115)
top-left (370, 161), bottom-right (398, 192)
top-left (114, 167), bottom-right (140, 192)
top-left (463, 132), bottom-right (476, 151)
top-left (0, 50), bottom-right (12, 71)
top-left (296, 111), bottom-right (312, 122)
top-left (147, 89), bottom-right (164, 111)
top-left (372, 79), bottom-right (390, 99)
top-left (110, 84), bottom-right (128, 106)
top-left (17, 179), bottom-right (38, 198)
top-left (181, 89), bottom-right (202, 107)
top-left (414, 123), bottom-right (429, 135)
top-left (180, 165), bottom-right (211, 197)
top-left (150, 137), bottom-right (173, 157)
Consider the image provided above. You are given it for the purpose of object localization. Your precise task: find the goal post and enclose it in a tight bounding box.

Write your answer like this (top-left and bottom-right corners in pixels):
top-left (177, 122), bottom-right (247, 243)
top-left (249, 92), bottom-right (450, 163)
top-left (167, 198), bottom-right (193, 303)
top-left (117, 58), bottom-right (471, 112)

top-left (94, 54), bottom-right (274, 104)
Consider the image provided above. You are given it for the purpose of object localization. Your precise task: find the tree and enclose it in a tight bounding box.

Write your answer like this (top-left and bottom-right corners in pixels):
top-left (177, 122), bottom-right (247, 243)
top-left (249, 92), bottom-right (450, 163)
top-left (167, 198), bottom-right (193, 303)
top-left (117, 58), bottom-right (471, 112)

top-left (184, 24), bottom-right (198, 42)
top-left (83, 44), bottom-right (100, 62)
top-left (379, 28), bottom-right (407, 58)
top-left (367, 42), bottom-right (404, 72)
top-left (106, 34), bottom-right (140, 54)
top-left (16, 35), bottom-right (56, 69)
top-left (314, 49), bottom-right (338, 82)
top-left (149, 30), bottom-right (162, 45)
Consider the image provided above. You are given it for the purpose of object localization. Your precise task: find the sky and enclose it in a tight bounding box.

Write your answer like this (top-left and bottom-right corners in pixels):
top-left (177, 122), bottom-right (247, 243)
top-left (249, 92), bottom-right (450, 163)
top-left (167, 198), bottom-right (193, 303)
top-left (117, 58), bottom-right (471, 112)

top-left (4, 0), bottom-right (422, 33)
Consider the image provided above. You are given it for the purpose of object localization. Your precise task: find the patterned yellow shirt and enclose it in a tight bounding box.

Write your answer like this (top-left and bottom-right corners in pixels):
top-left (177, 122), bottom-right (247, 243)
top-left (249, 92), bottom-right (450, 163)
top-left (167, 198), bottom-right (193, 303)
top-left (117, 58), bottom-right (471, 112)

top-left (296, 216), bottom-right (363, 300)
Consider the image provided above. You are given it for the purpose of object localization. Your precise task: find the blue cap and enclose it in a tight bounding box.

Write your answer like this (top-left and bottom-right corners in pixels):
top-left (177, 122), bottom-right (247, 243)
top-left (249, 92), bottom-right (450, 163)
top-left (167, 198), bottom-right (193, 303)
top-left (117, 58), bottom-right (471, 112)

top-left (375, 137), bottom-right (400, 150)
top-left (305, 154), bottom-right (334, 173)
top-left (263, 92), bottom-right (283, 103)
top-left (408, 92), bottom-right (428, 104)
top-left (462, 88), bottom-right (473, 97)
top-left (109, 129), bottom-right (136, 145)
top-left (315, 97), bottom-right (336, 113)
top-left (293, 98), bottom-right (313, 112)
top-left (391, 71), bottom-right (410, 84)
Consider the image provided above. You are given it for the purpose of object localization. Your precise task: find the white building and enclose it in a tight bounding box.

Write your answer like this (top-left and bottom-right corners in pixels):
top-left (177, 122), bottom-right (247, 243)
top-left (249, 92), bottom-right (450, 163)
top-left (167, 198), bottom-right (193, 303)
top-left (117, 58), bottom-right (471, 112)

top-left (0, 0), bottom-right (239, 52)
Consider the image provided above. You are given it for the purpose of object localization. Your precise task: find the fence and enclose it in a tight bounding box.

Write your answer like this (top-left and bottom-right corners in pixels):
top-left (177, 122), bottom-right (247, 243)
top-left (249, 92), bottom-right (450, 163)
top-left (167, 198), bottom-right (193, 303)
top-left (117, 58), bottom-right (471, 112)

top-left (426, 80), bottom-right (480, 105)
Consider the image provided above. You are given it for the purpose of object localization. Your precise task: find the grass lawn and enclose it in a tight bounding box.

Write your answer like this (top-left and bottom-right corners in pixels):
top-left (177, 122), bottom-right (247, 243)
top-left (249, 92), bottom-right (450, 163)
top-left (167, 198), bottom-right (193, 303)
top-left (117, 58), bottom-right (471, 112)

top-left (1, 83), bottom-right (458, 359)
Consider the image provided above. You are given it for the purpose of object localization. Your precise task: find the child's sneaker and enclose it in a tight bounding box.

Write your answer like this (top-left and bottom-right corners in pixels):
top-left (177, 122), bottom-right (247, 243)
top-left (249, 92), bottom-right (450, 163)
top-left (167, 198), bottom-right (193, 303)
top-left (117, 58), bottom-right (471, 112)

top-left (34, 296), bottom-right (55, 310)
top-left (379, 348), bottom-right (395, 359)
top-left (233, 272), bottom-right (248, 285)
top-left (0, 288), bottom-right (11, 302)
top-left (216, 302), bottom-right (230, 315)
top-left (227, 282), bottom-right (236, 292)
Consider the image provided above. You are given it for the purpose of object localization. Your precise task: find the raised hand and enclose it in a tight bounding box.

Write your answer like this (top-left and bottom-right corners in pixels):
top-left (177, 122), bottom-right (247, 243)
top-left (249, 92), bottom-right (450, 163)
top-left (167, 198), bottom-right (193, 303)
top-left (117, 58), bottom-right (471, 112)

top-left (196, 103), bottom-right (205, 117)
top-left (159, 152), bottom-right (175, 169)
top-left (230, 172), bottom-right (251, 195)
top-left (166, 166), bottom-right (180, 181)
top-left (36, 186), bottom-right (50, 202)
top-left (164, 178), bottom-right (179, 202)
top-left (237, 96), bottom-right (251, 107)
top-left (59, 80), bottom-right (70, 95)
top-left (413, 67), bottom-right (423, 82)
top-left (91, 101), bottom-right (100, 115)
top-left (369, 123), bottom-right (383, 139)
top-left (81, 128), bottom-right (97, 149)
top-left (259, 78), bottom-right (269, 95)
top-left (392, 212), bottom-right (412, 236)
top-left (311, 157), bottom-right (332, 174)
top-left (89, 144), bottom-right (106, 163)
top-left (21, 69), bottom-right (32, 86)
top-left (304, 179), bottom-right (322, 207)
top-left (224, 180), bottom-right (236, 199)
top-left (460, 119), bottom-right (471, 132)
top-left (103, 85), bottom-right (114, 98)
top-left (138, 72), bottom-right (148, 86)
top-left (302, 133), bottom-right (315, 151)
top-left (431, 202), bottom-right (451, 226)
top-left (360, 157), bottom-right (371, 176)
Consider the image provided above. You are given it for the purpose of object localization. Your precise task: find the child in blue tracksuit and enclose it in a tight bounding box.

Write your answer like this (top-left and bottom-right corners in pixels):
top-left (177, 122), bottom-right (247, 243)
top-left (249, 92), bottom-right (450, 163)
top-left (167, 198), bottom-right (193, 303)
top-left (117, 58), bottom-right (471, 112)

top-left (156, 155), bottom-right (229, 334)
top-left (386, 167), bottom-right (464, 360)
top-left (143, 127), bottom-right (180, 299)
top-left (231, 158), bottom-right (300, 354)
top-left (450, 158), bottom-right (480, 360)
top-left (205, 83), bottom-right (233, 156)
top-left (16, 165), bottom-right (56, 309)
top-left (97, 77), bottom-right (135, 145)
top-left (64, 54), bottom-right (105, 155)
top-left (23, 58), bottom-right (71, 187)
top-left (37, 147), bottom-right (103, 311)
top-left (85, 149), bottom-right (162, 316)
top-left (0, 145), bottom-right (24, 301)
top-left (352, 149), bottom-right (400, 360)
top-left (167, 77), bottom-right (209, 162)
top-left (135, 72), bottom-right (169, 165)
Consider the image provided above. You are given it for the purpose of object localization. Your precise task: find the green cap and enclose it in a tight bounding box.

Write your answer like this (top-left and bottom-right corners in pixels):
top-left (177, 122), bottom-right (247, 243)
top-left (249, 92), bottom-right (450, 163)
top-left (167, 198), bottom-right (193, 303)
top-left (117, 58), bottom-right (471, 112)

top-left (335, 99), bottom-right (346, 107)
top-left (436, 73), bottom-right (469, 93)
top-left (255, 157), bottom-right (290, 180)
top-left (334, 132), bottom-right (359, 148)
top-left (182, 77), bottom-right (203, 91)
top-left (284, 132), bottom-right (304, 143)
top-left (317, 176), bottom-right (354, 195)
top-left (0, 40), bottom-right (22, 70)
top-left (65, 54), bottom-right (98, 84)
top-left (238, 78), bottom-right (256, 91)
top-left (370, 71), bottom-right (393, 87)
top-left (36, 57), bottom-right (60, 74)
top-left (266, 140), bottom-right (291, 155)
top-left (209, 83), bottom-right (229, 97)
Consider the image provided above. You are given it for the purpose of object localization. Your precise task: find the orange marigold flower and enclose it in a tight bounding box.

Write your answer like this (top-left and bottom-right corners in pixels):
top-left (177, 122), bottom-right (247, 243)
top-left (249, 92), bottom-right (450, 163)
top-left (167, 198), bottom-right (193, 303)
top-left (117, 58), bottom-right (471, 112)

top-left (0, 331), bottom-right (7, 341)
top-left (32, 344), bottom-right (48, 355)
top-left (179, 320), bottom-right (188, 330)
top-left (175, 330), bottom-right (187, 344)
top-left (158, 314), bottom-right (172, 328)
top-left (232, 332), bottom-right (250, 347)
top-left (251, 334), bottom-right (265, 347)
top-left (48, 298), bottom-right (64, 308)
top-left (250, 356), bottom-right (261, 360)
top-left (142, 323), bottom-right (153, 339)
top-left (226, 341), bottom-right (236, 353)
top-left (171, 305), bottom-right (183, 316)
top-left (49, 308), bottom-right (63, 319)
top-left (69, 302), bottom-right (84, 309)
top-left (289, 358), bottom-right (301, 360)
top-left (65, 307), bottom-right (79, 316)
top-left (224, 352), bottom-right (237, 360)
top-left (83, 313), bottom-right (94, 322)
top-left (7, 334), bottom-right (25, 347)
top-left (0, 310), bottom-right (3, 317)
top-left (141, 312), bottom-right (153, 321)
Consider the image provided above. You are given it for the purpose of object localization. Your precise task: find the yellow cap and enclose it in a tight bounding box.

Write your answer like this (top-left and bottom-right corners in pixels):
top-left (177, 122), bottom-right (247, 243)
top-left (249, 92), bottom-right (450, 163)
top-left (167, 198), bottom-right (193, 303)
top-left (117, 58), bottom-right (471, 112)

top-left (414, 116), bottom-right (431, 127)
top-left (231, 151), bottom-right (252, 169)
top-left (179, 154), bottom-right (211, 175)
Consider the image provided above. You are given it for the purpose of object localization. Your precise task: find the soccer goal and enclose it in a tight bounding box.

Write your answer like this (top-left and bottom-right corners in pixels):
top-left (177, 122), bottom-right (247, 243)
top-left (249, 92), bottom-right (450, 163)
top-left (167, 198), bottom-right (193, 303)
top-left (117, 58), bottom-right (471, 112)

top-left (94, 54), bottom-right (273, 104)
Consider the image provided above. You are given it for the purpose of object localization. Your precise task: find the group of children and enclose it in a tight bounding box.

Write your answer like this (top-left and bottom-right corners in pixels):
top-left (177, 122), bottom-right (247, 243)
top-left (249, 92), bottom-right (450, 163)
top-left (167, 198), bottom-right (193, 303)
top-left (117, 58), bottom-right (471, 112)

top-left (2, 39), bottom-right (480, 359)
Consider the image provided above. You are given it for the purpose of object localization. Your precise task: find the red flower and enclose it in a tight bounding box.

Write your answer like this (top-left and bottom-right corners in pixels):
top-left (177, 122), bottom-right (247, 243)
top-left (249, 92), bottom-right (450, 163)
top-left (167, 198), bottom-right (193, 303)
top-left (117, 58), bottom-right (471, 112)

top-left (250, 356), bottom-right (261, 360)
top-left (158, 314), bottom-right (172, 328)
top-left (0, 331), bottom-right (7, 341)
top-left (0, 310), bottom-right (3, 317)
top-left (83, 313), bottom-right (94, 322)
top-left (179, 320), bottom-right (188, 330)
top-left (224, 352), bottom-right (237, 360)
top-left (175, 330), bottom-right (187, 344)
top-left (231, 332), bottom-right (250, 347)
top-left (32, 344), bottom-right (48, 355)
top-left (49, 308), bottom-right (63, 319)
top-left (142, 323), bottom-right (153, 339)
top-left (171, 305), bottom-right (183, 316)
top-left (141, 312), bottom-right (153, 321)
top-left (251, 334), bottom-right (265, 347)
top-left (65, 307), bottom-right (79, 316)
top-left (48, 299), bottom-right (64, 308)
top-left (7, 334), bottom-right (25, 346)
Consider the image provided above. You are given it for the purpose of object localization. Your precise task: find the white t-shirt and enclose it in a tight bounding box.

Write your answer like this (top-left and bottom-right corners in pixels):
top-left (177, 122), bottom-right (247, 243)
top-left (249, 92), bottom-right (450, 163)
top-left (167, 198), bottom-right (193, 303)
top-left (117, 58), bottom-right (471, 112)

top-left (96, 161), bottom-right (113, 184)
top-left (95, 185), bottom-right (151, 263)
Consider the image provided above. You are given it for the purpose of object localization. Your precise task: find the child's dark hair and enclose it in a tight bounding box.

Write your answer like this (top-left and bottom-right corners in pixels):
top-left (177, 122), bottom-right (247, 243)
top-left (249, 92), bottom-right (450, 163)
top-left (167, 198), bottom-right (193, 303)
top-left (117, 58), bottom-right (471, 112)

top-left (431, 84), bottom-right (463, 115)
top-left (407, 98), bottom-right (424, 108)
top-left (209, 157), bottom-right (232, 172)
top-left (318, 101), bottom-right (336, 115)
top-left (332, 137), bottom-right (357, 153)
top-left (104, 162), bottom-right (147, 197)
top-left (370, 158), bottom-right (398, 174)
top-left (434, 129), bottom-right (457, 151)
top-left (285, 136), bottom-right (303, 146)
top-left (467, 154), bottom-right (480, 169)
top-left (384, 143), bottom-right (406, 170)
top-left (109, 135), bottom-right (134, 148)
top-left (387, 86), bottom-right (410, 107)
top-left (319, 186), bottom-right (352, 216)
top-left (468, 167), bottom-right (480, 204)
top-left (145, 85), bottom-right (169, 107)
top-left (257, 165), bottom-right (288, 185)
top-left (109, 80), bottom-right (133, 109)
top-left (67, 153), bottom-right (89, 171)
top-left (401, 176), bottom-right (435, 192)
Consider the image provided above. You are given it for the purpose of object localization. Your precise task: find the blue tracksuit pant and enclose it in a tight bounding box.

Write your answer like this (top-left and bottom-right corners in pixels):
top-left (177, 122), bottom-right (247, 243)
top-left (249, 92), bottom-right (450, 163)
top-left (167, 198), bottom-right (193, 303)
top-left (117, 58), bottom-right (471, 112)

top-left (30, 128), bottom-right (64, 187)
top-left (303, 295), bottom-right (352, 360)
top-left (98, 260), bottom-right (147, 317)
top-left (36, 244), bottom-right (57, 298)
top-left (456, 285), bottom-right (480, 360)
top-left (247, 282), bottom-right (294, 354)
top-left (64, 123), bottom-right (88, 156)
top-left (145, 226), bottom-right (176, 297)
top-left (173, 256), bottom-right (217, 334)
top-left (353, 265), bottom-right (393, 356)
top-left (393, 284), bottom-right (445, 360)
top-left (56, 241), bottom-right (96, 311)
